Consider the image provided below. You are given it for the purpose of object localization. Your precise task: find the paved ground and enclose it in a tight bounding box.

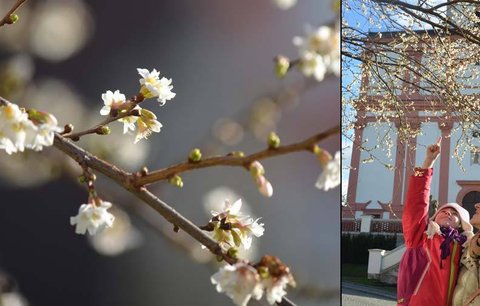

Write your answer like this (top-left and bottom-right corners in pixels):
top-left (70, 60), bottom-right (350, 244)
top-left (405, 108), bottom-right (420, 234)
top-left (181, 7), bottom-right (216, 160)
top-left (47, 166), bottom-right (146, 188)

top-left (342, 282), bottom-right (396, 306)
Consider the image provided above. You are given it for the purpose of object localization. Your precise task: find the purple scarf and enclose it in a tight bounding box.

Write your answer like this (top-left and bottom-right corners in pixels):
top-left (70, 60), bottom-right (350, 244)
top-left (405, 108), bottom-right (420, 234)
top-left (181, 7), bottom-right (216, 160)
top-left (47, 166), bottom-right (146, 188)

top-left (439, 226), bottom-right (466, 267)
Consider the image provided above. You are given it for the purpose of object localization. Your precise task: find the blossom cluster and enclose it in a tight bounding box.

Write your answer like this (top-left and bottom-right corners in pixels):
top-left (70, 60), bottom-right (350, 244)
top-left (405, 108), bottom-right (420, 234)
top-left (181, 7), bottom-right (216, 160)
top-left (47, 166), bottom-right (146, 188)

top-left (0, 102), bottom-right (61, 154)
top-left (211, 255), bottom-right (295, 306)
top-left (293, 24), bottom-right (340, 81)
top-left (100, 68), bottom-right (175, 143)
top-left (206, 199), bottom-right (264, 252)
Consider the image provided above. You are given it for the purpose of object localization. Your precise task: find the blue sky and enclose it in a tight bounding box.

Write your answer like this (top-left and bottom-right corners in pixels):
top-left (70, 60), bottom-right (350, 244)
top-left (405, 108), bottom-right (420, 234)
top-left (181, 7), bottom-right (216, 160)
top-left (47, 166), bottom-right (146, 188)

top-left (341, 0), bottom-right (444, 200)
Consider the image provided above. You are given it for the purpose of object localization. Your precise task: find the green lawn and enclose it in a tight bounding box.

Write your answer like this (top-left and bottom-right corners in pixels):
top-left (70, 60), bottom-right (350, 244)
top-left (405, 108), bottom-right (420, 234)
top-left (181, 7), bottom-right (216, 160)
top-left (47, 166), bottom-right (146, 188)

top-left (342, 263), bottom-right (397, 294)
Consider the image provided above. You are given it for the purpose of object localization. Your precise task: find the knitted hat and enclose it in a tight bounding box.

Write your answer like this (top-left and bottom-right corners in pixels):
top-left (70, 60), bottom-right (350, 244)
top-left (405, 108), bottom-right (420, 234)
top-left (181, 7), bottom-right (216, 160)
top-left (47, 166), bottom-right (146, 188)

top-left (431, 203), bottom-right (473, 237)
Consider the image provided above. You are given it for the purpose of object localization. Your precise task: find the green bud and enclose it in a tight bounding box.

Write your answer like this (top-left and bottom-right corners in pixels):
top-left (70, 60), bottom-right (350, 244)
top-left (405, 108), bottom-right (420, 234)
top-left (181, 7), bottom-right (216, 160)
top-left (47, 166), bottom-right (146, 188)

top-left (274, 55), bottom-right (290, 79)
top-left (96, 126), bottom-right (111, 135)
top-left (216, 255), bottom-right (224, 262)
top-left (258, 266), bottom-right (270, 279)
top-left (169, 175), bottom-right (183, 188)
top-left (77, 175), bottom-right (87, 184)
top-left (231, 151), bottom-right (245, 158)
top-left (267, 131), bottom-right (280, 149)
top-left (63, 124), bottom-right (74, 134)
top-left (227, 247), bottom-right (238, 259)
top-left (312, 144), bottom-right (321, 155)
top-left (188, 148), bottom-right (202, 162)
top-left (7, 14), bottom-right (19, 24)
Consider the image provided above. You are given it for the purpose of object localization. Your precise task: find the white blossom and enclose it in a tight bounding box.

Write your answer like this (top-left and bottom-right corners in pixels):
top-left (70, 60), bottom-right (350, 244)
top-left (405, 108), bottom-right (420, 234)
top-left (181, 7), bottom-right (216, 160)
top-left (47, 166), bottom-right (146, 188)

top-left (263, 276), bottom-right (291, 305)
top-left (208, 199), bottom-right (265, 251)
top-left (137, 68), bottom-right (176, 105)
top-left (117, 105), bottom-right (142, 134)
top-left (70, 201), bottom-right (115, 235)
top-left (0, 103), bottom-right (37, 154)
top-left (118, 115), bottom-right (137, 134)
top-left (316, 151), bottom-right (340, 191)
top-left (0, 103), bottom-right (62, 154)
top-left (100, 90), bottom-right (126, 116)
top-left (26, 112), bottom-right (62, 151)
top-left (211, 263), bottom-right (263, 306)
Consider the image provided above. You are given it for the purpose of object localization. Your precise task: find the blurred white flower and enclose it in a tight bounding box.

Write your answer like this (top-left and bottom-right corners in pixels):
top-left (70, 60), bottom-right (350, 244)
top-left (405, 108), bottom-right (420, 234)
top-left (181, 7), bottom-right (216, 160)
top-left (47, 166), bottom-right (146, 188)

top-left (272, 0), bottom-right (297, 10)
top-left (1, 292), bottom-right (29, 306)
top-left (211, 263), bottom-right (263, 306)
top-left (137, 68), bottom-right (176, 105)
top-left (29, 0), bottom-right (93, 62)
top-left (294, 24), bottom-right (340, 81)
top-left (203, 187), bottom-right (249, 215)
top-left (70, 201), bottom-right (115, 235)
top-left (294, 25), bottom-right (333, 55)
top-left (0, 102), bottom-right (62, 154)
top-left (0, 78), bottom-right (87, 186)
top-left (0, 54), bottom-right (35, 100)
top-left (316, 150), bottom-right (340, 191)
top-left (212, 118), bottom-right (244, 146)
top-left (299, 51), bottom-right (327, 81)
top-left (0, 103), bottom-right (37, 154)
top-left (257, 255), bottom-right (296, 305)
top-left (100, 90), bottom-right (126, 116)
top-left (88, 207), bottom-right (142, 256)
top-left (24, 78), bottom-right (87, 129)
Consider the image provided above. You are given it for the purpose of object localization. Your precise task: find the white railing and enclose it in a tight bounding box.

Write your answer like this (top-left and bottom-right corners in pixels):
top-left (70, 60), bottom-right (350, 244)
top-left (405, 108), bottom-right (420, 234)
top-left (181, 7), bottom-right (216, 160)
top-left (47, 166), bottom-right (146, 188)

top-left (368, 244), bottom-right (405, 279)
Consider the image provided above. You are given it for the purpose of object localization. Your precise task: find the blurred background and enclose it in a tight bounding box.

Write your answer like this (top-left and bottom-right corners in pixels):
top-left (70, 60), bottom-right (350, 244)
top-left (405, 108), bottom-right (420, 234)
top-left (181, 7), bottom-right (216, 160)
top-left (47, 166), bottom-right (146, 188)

top-left (0, 0), bottom-right (340, 305)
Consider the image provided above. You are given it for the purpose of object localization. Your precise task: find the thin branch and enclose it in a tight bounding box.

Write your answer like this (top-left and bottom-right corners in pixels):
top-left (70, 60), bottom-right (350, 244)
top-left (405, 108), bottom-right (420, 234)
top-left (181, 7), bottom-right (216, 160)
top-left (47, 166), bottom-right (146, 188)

top-left (53, 133), bottom-right (298, 306)
top-left (134, 125), bottom-right (340, 187)
top-left (0, 0), bottom-right (26, 28)
top-left (62, 95), bottom-right (144, 140)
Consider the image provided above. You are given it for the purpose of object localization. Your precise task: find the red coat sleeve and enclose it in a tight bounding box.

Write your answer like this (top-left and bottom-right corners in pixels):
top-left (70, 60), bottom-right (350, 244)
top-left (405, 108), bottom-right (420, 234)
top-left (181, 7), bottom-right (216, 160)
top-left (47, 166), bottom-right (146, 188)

top-left (402, 168), bottom-right (433, 248)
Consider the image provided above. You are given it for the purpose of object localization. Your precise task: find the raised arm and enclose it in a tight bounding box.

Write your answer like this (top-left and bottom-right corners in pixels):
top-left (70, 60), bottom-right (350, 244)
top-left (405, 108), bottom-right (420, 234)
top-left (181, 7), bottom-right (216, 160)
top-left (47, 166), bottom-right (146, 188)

top-left (402, 138), bottom-right (441, 247)
top-left (421, 137), bottom-right (441, 169)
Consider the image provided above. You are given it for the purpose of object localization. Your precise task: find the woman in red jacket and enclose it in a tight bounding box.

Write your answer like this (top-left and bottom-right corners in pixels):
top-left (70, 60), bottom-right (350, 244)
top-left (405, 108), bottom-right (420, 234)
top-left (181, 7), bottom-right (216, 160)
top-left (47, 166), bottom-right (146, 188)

top-left (397, 138), bottom-right (473, 306)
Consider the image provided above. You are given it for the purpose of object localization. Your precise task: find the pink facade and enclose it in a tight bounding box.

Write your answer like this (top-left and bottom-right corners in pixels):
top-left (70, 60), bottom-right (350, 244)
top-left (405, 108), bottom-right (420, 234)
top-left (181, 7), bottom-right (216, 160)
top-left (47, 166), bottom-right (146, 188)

top-left (342, 34), bottom-right (480, 226)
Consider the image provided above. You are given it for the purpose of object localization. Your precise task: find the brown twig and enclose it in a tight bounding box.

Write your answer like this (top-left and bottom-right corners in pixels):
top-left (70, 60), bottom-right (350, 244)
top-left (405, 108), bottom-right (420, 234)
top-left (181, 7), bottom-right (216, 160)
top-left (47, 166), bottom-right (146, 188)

top-left (0, 0), bottom-right (26, 28)
top-left (53, 133), bottom-right (297, 306)
top-left (62, 95), bottom-right (143, 140)
top-left (134, 125), bottom-right (340, 187)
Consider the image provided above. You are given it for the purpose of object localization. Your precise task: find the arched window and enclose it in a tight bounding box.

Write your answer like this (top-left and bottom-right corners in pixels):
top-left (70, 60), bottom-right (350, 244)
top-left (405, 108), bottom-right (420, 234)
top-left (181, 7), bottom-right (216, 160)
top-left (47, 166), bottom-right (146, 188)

top-left (462, 191), bottom-right (480, 218)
